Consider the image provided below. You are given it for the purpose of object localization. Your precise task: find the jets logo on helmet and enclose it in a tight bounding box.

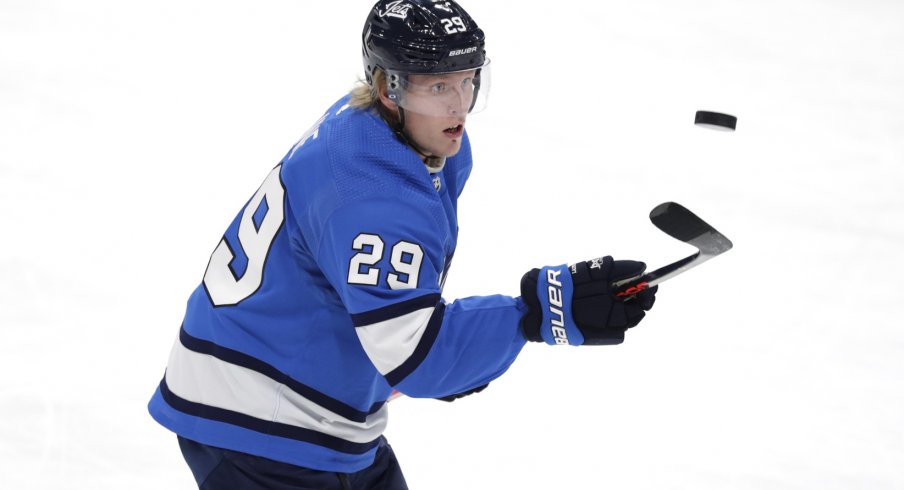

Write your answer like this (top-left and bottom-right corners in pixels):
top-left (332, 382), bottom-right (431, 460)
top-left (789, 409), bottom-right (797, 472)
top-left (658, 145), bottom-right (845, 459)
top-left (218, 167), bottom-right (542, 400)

top-left (377, 1), bottom-right (412, 19)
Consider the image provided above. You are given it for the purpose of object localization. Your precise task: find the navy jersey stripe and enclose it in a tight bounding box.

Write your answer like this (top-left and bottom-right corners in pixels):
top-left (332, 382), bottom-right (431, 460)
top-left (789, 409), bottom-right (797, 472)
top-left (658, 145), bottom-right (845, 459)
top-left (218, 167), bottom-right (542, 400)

top-left (179, 327), bottom-right (384, 422)
top-left (384, 302), bottom-right (446, 386)
top-left (350, 293), bottom-right (442, 327)
top-left (159, 377), bottom-right (380, 455)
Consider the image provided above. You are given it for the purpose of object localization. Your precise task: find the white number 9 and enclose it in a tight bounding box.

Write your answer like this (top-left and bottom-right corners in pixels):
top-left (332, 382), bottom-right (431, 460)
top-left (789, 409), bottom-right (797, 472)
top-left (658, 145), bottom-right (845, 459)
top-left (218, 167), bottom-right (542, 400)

top-left (388, 241), bottom-right (424, 289)
top-left (203, 165), bottom-right (285, 306)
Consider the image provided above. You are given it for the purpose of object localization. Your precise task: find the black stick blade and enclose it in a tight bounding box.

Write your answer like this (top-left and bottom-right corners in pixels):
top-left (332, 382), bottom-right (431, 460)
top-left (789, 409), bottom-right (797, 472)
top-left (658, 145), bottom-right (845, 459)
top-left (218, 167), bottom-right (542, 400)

top-left (649, 202), bottom-right (733, 256)
top-left (612, 202), bottom-right (734, 297)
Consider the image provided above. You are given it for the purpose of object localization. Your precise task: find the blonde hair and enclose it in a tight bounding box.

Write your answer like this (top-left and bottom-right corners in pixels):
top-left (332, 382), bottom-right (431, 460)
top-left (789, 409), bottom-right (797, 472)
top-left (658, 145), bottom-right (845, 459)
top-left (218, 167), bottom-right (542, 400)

top-left (348, 70), bottom-right (386, 110)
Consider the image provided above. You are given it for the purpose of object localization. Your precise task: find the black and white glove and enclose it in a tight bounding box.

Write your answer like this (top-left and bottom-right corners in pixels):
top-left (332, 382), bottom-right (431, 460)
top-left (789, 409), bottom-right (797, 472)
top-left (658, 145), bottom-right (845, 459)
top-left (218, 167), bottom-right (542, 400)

top-left (520, 256), bottom-right (657, 345)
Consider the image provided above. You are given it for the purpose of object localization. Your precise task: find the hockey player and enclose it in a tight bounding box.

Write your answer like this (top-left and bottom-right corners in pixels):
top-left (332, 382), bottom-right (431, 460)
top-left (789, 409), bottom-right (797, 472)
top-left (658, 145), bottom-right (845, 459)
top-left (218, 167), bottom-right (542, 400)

top-left (148, 1), bottom-right (658, 488)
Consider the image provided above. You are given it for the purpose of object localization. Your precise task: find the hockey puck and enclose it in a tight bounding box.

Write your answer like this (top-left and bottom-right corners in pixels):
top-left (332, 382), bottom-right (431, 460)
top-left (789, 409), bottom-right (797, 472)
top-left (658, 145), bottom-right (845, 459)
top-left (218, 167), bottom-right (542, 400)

top-left (694, 111), bottom-right (737, 131)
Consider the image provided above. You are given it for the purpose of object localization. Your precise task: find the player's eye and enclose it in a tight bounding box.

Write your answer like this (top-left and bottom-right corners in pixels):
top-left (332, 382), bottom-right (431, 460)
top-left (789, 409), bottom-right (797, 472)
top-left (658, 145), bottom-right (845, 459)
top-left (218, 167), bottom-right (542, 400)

top-left (430, 82), bottom-right (447, 95)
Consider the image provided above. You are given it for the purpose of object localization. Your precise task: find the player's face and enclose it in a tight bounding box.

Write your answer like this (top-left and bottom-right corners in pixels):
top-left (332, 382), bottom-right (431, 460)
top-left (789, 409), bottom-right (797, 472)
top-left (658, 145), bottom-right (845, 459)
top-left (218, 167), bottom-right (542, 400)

top-left (398, 71), bottom-right (476, 117)
top-left (400, 71), bottom-right (475, 158)
top-left (403, 107), bottom-right (466, 158)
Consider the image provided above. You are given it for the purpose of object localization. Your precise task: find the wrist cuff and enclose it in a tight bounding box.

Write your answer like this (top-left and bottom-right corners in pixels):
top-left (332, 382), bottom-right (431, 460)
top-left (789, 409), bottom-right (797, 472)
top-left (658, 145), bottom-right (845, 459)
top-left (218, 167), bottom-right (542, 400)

top-left (536, 264), bottom-right (583, 346)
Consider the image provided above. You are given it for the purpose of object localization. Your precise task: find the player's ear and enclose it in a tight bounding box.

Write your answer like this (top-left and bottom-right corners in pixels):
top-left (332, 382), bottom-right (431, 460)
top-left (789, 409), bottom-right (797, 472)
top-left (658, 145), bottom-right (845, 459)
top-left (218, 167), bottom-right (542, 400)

top-left (376, 79), bottom-right (399, 115)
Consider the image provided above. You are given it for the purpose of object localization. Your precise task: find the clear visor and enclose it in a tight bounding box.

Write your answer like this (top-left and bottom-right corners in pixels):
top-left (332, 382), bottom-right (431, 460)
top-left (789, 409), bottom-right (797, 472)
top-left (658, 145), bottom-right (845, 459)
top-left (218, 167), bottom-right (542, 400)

top-left (386, 59), bottom-right (491, 118)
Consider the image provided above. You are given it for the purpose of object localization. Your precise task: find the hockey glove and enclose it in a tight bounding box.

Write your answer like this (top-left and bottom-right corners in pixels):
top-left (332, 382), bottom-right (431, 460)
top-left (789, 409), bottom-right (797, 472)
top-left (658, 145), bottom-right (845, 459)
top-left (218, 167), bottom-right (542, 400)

top-left (520, 256), bottom-right (657, 346)
top-left (436, 383), bottom-right (489, 402)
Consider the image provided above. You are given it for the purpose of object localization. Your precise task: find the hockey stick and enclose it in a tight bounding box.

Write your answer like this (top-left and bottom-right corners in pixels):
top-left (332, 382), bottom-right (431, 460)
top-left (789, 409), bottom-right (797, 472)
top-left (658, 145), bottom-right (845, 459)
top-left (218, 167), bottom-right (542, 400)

top-left (611, 202), bottom-right (733, 298)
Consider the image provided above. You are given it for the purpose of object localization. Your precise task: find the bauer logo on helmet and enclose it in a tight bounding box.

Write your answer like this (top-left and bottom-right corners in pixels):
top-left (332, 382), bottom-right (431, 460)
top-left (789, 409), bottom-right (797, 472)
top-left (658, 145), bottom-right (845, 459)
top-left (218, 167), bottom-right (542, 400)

top-left (449, 47), bottom-right (478, 57)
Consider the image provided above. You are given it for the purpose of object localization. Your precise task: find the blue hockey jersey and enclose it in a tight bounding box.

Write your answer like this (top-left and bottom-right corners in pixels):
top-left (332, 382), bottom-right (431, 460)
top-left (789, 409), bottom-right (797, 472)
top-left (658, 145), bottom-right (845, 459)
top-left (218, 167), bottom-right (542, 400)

top-left (148, 96), bottom-right (528, 473)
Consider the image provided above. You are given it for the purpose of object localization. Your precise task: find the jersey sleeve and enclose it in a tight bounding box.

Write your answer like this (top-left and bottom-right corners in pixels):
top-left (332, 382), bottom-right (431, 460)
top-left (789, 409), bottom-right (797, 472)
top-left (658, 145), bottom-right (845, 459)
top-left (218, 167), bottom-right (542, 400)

top-left (315, 196), bottom-right (527, 398)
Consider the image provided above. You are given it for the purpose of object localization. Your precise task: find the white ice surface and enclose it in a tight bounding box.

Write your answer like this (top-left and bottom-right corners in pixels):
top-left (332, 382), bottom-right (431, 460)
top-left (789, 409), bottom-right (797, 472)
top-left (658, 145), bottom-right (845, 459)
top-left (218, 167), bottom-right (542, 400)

top-left (1, 1), bottom-right (903, 488)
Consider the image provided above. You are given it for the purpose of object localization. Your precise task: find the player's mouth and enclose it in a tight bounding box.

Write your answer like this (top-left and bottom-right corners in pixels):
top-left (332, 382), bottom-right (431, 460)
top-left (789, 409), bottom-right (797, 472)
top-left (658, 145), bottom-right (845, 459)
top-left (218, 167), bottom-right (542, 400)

top-left (443, 124), bottom-right (464, 138)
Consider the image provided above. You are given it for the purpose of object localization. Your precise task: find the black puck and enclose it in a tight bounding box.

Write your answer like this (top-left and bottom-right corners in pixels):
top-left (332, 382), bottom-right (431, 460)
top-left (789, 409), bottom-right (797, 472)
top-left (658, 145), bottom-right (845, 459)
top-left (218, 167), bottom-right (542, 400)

top-left (694, 111), bottom-right (737, 131)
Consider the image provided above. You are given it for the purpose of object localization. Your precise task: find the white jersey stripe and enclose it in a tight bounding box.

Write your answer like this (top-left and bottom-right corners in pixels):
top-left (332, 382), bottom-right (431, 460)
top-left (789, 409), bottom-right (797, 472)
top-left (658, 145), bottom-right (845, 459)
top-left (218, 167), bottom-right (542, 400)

top-left (164, 340), bottom-right (387, 444)
top-left (355, 306), bottom-right (435, 375)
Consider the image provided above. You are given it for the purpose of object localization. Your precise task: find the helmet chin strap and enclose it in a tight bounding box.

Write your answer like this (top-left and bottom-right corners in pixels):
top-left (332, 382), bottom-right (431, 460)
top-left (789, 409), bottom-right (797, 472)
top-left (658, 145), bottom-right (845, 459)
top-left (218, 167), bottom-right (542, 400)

top-left (378, 104), bottom-right (446, 173)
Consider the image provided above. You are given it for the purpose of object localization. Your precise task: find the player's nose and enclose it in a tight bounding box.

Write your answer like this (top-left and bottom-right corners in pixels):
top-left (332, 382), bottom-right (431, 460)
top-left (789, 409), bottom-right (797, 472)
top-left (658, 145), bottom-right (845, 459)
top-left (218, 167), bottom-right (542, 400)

top-left (447, 90), bottom-right (470, 115)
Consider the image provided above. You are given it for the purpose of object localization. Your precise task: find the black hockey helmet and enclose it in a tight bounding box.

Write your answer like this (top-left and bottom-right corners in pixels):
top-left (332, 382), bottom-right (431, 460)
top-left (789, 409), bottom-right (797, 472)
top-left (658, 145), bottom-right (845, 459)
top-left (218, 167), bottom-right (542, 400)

top-left (362, 0), bottom-right (490, 115)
